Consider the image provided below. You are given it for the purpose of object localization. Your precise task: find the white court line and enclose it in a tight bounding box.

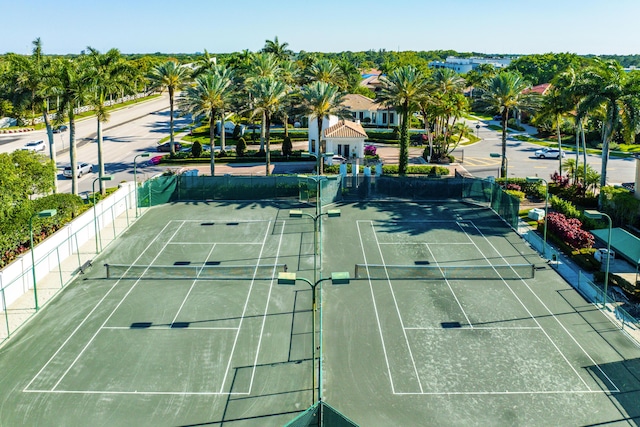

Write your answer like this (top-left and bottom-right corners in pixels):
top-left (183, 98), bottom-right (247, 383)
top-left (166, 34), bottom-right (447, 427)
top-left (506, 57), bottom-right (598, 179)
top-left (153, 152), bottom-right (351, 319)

top-left (467, 221), bottom-right (621, 393)
top-left (23, 221), bottom-right (177, 393)
top-left (102, 326), bottom-right (239, 331)
top-left (392, 390), bottom-right (605, 396)
top-left (377, 242), bottom-right (474, 245)
top-left (369, 221), bottom-right (425, 394)
top-left (219, 221), bottom-right (273, 394)
top-left (168, 242), bottom-right (263, 245)
top-left (49, 222), bottom-right (187, 391)
top-left (170, 245), bottom-right (217, 326)
top-left (424, 244), bottom-right (473, 328)
top-left (356, 221), bottom-right (397, 394)
top-left (247, 221), bottom-right (286, 393)
top-left (407, 326), bottom-right (541, 332)
top-left (24, 389), bottom-right (250, 396)
top-left (458, 221), bottom-right (600, 392)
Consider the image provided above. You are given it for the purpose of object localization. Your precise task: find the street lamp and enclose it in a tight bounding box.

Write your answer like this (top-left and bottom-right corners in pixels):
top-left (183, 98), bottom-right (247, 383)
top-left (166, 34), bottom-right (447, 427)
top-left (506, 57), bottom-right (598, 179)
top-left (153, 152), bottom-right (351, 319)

top-left (29, 209), bottom-right (57, 311)
top-left (93, 175), bottom-right (114, 254)
top-left (490, 152), bottom-right (508, 187)
top-left (277, 271), bottom-right (350, 405)
top-left (526, 177), bottom-right (549, 258)
top-left (133, 153), bottom-right (150, 218)
top-left (584, 210), bottom-right (612, 310)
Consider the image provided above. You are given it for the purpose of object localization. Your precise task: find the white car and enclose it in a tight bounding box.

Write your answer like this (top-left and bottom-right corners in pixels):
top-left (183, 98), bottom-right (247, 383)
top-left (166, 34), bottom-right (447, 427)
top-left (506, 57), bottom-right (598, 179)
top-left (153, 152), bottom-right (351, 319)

top-left (21, 140), bottom-right (46, 152)
top-left (534, 147), bottom-right (566, 159)
top-left (63, 163), bottom-right (93, 178)
top-left (325, 155), bottom-right (347, 166)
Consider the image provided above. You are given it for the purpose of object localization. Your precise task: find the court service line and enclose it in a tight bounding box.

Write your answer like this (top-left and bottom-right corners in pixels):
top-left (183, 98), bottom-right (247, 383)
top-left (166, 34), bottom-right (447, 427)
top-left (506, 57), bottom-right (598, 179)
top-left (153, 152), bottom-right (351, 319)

top-left (102, 326), bottom-right (239, 331)
top-left (170, 244), bottom-right (217, 326)
top-left (392, 390), bottom-right (604, 396)
top-left (377, 242), bottom-right (474, 245)
top-left (168, 242), bottom-right (263, 245)
top-left (369, 221), bottom-right (425, 394)
top-left (424, 244), bottom-right (473, 328)
top-left (23, 221), bottom-right (177, 393)
top-left (405, 327), bottom-right (541, 330)
top-left (356, 221), bottom-right (397, 394)
top-left (24, 389), bottom-right (250, 396)
top-left (50, 222), bottom-right (187, 392)
top-left (248, 220), bottom-right (287, 394)
top-left (219, 220), bottom-right (274, 394)
top-left (467, 221), bottom-right (620, 393)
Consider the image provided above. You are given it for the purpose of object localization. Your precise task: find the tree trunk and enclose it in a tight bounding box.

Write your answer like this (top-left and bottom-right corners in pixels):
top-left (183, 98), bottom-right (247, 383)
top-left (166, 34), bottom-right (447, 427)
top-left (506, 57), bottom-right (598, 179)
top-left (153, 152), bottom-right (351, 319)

top-left (42, 108), bottom-right (57, 193)
top-left (557, 115), bottom-right (563, 176)
top-left (209, 113), bottom-right (215, 176)
top-left (259, 111), bottom-right (266, 152)
top-left (220, 108), bottom-right (226, 152)
top-left (574, 121), bottom-right (580, 185)
top-left (581, 121), bottom-right (587, 189)
top-left (97, 119), bottom-right (105, 194)
top-left (317, 116), bottom-right (324, 175)
top-left (598, 119), bottom-right (613, 209)
top-left (265, 113), bottom-right (271, 176)
top-left (501, 110), bottom-right (508, 179)
top-left (69, 112), bottom-right (77, 195)
top-left (169, 87), bottom-right (175, 155)
top-left (398, 104), bottom-right (409, 176)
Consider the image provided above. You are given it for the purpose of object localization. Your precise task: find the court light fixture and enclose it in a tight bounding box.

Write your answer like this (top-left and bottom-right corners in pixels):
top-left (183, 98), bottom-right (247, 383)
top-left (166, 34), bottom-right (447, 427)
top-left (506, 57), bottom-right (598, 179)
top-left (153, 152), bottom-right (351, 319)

top-left (93, 175), bottom-right (114, 254)
top-left (30, 209), bottom-right (57, 311)
top-left (526, 177), bottom-right (549, 258)
top-left (583, 210), bottom-right (612, 310)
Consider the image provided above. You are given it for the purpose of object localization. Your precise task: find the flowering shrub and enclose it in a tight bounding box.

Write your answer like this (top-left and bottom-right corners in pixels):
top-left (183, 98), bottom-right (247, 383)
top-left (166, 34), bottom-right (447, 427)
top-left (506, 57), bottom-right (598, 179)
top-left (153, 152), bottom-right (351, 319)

top-left (364, 145), bottom-right (377, 156)
top-left (551, 172), bottom-right (570, 188)
top-left (506, 183), bottom-right (521, 191)
top-left (547, 212), bottom-right (594, 249)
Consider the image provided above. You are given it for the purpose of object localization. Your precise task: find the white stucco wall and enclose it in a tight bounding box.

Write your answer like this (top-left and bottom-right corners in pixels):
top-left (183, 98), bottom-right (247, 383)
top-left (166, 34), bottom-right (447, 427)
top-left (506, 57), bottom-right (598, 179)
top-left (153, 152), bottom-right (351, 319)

top-left (307, 115), bottom-right (339, 154)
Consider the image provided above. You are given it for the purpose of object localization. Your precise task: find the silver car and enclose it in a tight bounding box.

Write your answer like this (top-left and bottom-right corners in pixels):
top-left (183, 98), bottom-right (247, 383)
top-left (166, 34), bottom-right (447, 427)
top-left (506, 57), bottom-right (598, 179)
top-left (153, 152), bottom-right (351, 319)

top-left (534, 147), bottom-right (566, 159)
top-left (21, 140), bottom-right (46, 152)
top-left (63, 163), bottom-right (93, 178)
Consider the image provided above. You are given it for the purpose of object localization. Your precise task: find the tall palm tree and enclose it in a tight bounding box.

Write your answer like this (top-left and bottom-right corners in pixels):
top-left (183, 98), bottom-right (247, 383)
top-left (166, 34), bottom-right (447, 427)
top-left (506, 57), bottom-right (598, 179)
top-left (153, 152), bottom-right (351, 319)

top-left (51, 58), bottom-right (90, 195)
top-left (192, 49), bottom-right (218, 78)
top-left (377, 65), bottom-right (429, 175)
top-left (178, 71), bottom-right (233, 176)
top-left (85, 47), bottom-right (132, 194)
top-left (300, 81), bottom-right (348, 175)
top-left (247, 53), bottom-right (282, 151)
top-left (261, 36), bottom-right (293, 62)
top-left (574, 59), bottom-right (640, 207)
top-left (305, 59), bottom-right (345, 87)
top-left (535, 84), bottom-right (572, 176)
top-left (477, 71), bottom-right (539, 179)
top-left (249, 77), bottom-right (288, 175)
top-left (148, 60), bottom-right (190, 155)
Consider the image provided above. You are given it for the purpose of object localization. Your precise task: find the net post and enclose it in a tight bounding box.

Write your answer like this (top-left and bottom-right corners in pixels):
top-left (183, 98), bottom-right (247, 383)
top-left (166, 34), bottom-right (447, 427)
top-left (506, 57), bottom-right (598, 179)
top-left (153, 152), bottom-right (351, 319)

top-left (104, 263), bottom-right (110, 279)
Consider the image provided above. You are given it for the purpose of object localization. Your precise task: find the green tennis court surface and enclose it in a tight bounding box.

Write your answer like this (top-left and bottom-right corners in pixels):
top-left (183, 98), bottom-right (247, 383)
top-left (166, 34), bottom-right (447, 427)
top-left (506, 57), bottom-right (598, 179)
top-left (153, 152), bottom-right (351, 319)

top-left (1, 201), bottom-right (639, 426)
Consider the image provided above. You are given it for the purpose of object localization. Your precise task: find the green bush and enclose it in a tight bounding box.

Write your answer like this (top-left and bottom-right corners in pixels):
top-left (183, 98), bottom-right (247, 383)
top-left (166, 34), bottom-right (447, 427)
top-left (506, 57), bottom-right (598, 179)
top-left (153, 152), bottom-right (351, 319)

top-left (236, 137), bottom-right (247, 157)
top-left (549, 195), bottom-right (581, 219)
top-left (505, 189), bottom-right (525, 200)
top-left (191, 141), bottom-right (202, 158)
top-left (593, 272), bottom-right (640, 299)
top-left (380, 164), bottom-right (449, 175)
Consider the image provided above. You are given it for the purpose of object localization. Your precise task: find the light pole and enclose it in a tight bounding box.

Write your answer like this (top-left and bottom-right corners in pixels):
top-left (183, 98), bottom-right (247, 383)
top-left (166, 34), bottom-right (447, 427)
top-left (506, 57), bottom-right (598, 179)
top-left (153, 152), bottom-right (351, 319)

top-left (93, 175), bottom-right (113, 254)
top-left (133, 153), bottom-right (150, 218)
top-left (584, 210), bottom-right (612, 310)
top-left (490, 152), bottom-right (508, 187)
top-left (277, 271), bottom-right (349, 406)
top-left (29, 209), bottom-right (57, 311)
top-left (526, 177), bottom-right (549, 258)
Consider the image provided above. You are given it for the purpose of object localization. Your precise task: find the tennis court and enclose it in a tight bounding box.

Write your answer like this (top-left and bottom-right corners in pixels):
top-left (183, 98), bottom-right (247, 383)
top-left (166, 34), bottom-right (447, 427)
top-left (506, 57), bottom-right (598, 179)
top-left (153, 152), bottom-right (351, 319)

top-left (0, 200), bottom-right (639, 426)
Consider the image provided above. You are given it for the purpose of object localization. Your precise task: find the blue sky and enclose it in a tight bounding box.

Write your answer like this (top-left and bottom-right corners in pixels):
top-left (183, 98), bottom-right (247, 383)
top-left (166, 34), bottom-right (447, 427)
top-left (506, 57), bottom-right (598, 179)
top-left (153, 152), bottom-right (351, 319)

top-left (2, 0), bottom-right (639, 55)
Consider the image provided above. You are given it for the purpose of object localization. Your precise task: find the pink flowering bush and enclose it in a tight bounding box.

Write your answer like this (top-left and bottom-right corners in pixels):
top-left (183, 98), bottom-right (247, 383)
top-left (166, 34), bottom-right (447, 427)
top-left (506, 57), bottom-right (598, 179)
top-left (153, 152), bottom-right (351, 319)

top-left (547, 212), bottom-right (595, 249)
top-left (364, 145), bottom-right (377, 156)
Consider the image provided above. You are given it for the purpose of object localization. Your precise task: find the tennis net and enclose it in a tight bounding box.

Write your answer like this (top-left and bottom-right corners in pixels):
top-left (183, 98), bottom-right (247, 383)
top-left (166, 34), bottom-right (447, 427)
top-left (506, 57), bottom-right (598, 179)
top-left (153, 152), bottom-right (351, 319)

top-left (354, 263), bottom-right (534, 280)
top-left (104, 263), bottom-right (286, 280)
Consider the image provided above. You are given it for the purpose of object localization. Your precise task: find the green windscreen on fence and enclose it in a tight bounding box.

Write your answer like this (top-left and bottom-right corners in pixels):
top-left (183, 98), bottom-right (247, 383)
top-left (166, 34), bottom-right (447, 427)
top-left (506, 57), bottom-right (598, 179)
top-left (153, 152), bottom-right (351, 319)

top-left (284, 402), bottom-right (359, 427)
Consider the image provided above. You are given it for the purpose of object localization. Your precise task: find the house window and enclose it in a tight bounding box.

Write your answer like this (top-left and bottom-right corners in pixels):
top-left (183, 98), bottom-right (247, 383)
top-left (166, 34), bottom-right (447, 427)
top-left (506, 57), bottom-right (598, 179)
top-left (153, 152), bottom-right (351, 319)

top-left (389, 112), bottom-right (395, 124)
top-left (372, 112), bottom-right (376, 123)
top-left (359, 111), bottom-right (364, 121)
top-left (352, 112), bottom-right (356, 119)
top-left (382, 112), bottom-right (387, 124)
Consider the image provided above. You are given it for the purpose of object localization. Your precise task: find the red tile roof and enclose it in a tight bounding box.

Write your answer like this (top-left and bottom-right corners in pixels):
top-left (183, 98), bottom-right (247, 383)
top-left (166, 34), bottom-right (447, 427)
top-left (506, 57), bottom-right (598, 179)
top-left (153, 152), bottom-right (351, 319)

top-left (324, 120), bottom-right (368, 138)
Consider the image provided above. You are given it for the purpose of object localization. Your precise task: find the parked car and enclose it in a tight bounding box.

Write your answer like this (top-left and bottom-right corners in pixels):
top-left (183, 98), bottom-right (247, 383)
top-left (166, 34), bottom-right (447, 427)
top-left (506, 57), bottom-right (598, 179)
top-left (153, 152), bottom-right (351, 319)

top-left (63, 163), bottom-right (93, 178)
top-left (493, 115), bottom-right (503, 121)
top-left (21, 140), bottom-right (46, 152)
top-left (534, 147), bottom-right (566, 159)
top-left (52, 125), bottom-right (68, 133)
top-left (157, 142), bottom-right (182, 152)
top-left (325, 155), bottom-right (347, 165)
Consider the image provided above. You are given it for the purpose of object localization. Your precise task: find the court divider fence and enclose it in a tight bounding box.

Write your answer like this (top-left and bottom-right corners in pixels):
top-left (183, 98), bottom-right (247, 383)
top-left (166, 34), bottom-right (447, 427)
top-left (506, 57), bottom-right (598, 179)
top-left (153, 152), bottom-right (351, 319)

top-left (284, 401), bottom-right (359, 427)
top-left (0, 184), bottom-right (137, 346)
top-left (138, 174), bottom-right (520, 228)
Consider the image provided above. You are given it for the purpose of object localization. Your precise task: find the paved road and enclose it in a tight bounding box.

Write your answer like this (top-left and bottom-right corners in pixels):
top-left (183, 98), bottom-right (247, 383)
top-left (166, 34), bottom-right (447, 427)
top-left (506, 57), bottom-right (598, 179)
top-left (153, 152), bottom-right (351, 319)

top-left (459, 119), bottom-right (637, 184)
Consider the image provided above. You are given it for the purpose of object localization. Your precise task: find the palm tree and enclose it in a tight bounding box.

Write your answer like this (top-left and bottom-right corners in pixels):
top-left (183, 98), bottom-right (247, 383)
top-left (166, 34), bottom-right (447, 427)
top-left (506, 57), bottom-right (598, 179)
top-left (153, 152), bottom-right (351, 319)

top-left (178, 71), bottom-right (233, 176)
top-left (85, 47), bottom-right (132, 194)
top-left (247, 53), bottom-right (282, 151)
top-left (477, 71), bottom-right (539, 179)
top-left (249, 77), bottom-right (288, 175)
top-left (192, 49), bottom-right (218, 78)
top-left (535, 84), bottom-right (572, 176)
top-left (574, 59), bottom-right (640, 207)
top-left (300, 81), bottom-right (348, 175)
top-left (377, 65), bottom-right (429, 175)
top-left (305, 59), bottom-right (345, 87)
top-left (262, 36), bottom-right (293, 62)
top-left (148, 60), bottom-right (190, 155)
top-left (51, 58), bottom-right (90, 195)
